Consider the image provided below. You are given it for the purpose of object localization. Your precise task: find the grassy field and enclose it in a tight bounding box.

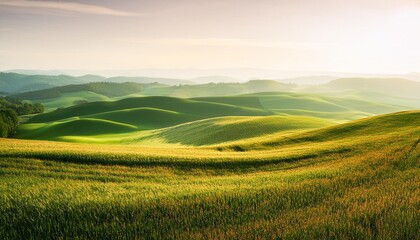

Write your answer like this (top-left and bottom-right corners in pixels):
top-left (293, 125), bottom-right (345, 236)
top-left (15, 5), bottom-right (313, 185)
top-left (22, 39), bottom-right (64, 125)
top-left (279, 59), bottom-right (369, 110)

top-left (34, 91), bottom-right (111, 112)
top-left (16, 92), bottom-right (413, 143)
top-left (1, 110), bottom-right (419, 239)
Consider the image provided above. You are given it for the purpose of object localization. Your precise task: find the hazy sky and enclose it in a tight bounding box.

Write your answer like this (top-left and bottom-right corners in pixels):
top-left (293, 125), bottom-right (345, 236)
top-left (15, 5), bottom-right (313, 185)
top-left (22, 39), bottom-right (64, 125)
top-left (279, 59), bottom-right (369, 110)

top-left (1, 0), bottom-right (420, 74)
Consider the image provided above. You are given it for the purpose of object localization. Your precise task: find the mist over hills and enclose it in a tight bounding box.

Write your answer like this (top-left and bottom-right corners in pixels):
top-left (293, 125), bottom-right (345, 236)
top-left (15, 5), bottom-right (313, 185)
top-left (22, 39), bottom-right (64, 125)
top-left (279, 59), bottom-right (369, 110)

top-left (322, 78), bottom-right (420, 98)
top-left (0, 72), bottom-right (193, 94)
top-left (2, 72), bottom-right (419, 240)
top-left (0, 72), bottom-right (84, 93)
top-left (5, 68), bottom-right (420, 82)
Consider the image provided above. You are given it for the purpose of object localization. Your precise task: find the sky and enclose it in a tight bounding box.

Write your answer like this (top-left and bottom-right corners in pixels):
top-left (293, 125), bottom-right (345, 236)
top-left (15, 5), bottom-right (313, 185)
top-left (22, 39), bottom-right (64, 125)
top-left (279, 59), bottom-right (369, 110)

top-left (1, 0), bottom-right (420, 74)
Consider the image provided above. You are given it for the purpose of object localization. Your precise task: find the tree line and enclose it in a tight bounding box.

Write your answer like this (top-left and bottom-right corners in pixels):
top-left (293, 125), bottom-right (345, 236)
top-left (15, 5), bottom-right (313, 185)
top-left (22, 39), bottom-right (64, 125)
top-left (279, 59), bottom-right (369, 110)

top-left (0, 97), bottom-right (44, 138)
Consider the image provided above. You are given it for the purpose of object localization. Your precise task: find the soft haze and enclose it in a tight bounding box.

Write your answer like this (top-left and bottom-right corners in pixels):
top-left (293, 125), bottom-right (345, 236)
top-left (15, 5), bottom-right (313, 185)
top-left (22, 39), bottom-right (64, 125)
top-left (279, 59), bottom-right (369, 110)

top-left (1, 0), bottom-right (420, 74)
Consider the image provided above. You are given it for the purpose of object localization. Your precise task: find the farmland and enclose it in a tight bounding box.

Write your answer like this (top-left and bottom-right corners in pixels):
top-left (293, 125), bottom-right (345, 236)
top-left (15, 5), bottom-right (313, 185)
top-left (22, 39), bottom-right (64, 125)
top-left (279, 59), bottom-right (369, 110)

top-left (1, 110), bottom-right (419, 239)
top-left (3, 1), bottom-right (420, 238)
top-left (15, 92), bottom-right (414, 143)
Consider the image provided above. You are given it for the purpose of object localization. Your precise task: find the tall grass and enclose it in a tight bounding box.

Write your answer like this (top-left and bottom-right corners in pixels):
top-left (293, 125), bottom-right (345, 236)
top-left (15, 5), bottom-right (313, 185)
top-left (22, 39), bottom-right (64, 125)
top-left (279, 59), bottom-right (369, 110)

top-left (0, 111), bottom-right (419, 239)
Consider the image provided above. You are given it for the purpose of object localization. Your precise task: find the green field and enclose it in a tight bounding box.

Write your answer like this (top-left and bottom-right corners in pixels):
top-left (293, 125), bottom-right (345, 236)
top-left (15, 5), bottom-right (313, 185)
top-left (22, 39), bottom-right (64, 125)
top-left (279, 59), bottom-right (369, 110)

top-left (2, 80), bottom-right (420, 239)
top-left (1, 110), bottom-right (419, 239)
top-left (16, 92), bottom-right (413, 143)
top-left (3, 2), bottom-right (420, 238)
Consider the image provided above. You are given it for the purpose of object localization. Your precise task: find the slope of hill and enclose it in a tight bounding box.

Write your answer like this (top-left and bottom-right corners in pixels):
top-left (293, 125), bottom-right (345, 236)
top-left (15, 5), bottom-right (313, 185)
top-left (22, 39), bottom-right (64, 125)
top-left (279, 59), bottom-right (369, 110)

top-left (11, 82), bottom-right (166, 100)
top-left (195, 92), bottom-right (408, 119)
top-left (0, 72), bottom-right (84, 93)
top-left (34, 91), bottom-right (111, 111)
top-left (1, 111), bottom-right (419, 239)
top-left (277, 75), bottom-right (338, 85)
top-left (27, 96), bottom-right (271, 124)
top-left (17, 96), bottom-right (274, 140)
top-left (190, 75), bottom-right (240, 83)
top-left (142, 80), bottom-right (295, 98)
top-left (142, 115), bottom-right (333, 146)
top-left (107, 76), bottom-right (195, 85)
top-left (218, 110), bottom-right (420, 150)
top-left (319, 78), bottom-right (420, 99)
top-left (16, 90), bottom-right (416, 142)
top-left (0, 72), bottom-right (194, 94)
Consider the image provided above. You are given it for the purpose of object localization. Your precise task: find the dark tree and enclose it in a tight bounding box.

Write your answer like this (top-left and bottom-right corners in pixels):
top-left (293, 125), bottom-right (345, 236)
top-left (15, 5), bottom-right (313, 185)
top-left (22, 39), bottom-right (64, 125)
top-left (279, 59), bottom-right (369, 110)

top-left (0, 108), bottom-right (18, 138)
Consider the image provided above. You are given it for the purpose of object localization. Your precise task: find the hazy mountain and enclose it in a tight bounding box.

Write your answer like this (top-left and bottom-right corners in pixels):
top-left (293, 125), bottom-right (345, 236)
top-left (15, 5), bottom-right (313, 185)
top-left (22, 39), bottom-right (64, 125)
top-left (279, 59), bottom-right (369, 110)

top-left (277, 75), bottom-right (338, 85)
top-left (106, 76), bottom-right (195, 85)
top-left (5, 69), bottom-right (68, 76)
top-left (142, 80), bottom-right (295, 98)
top-left (190, 76), bottom-right (241, 83)
top-left (77, 74), bottom-right (107, 82)
top-left (322, 78), bottom-right (420, 98)
top-left (0, 72), bottom-right (197, 94)
top-left (0, 72), bottom-right (84, 93)
top-left (11, 82), bottom-right (167, 100)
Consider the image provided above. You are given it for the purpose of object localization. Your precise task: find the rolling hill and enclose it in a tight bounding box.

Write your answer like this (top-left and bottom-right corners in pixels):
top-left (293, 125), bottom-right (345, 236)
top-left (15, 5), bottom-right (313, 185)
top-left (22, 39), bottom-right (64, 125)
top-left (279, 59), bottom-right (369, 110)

top-left (0, 72), bottom-right (194, 94)
top-left (15, 92), bottom-right (415, 144)
top-left (316, 77), bottom-right (420, 99)
top-left (9, 80), bottom-right (296, 111)
top-left (27, 96), bottom-right (272, 124)
top-left (17, 96), bottom-right (275, 141)
top-left (106, 76), bottom-right (195, 85)
top-left (141, 80), bottom-right (295, 98)
top-left (11, 82), bottom-right (166, 100)
top-left (0, 72), bottom-right (84, 93)
top-left (141, 115), bottom-right (333, 146)
top-left (1, 110), bottom-right (419, 239)
top-left (8, 77), bottom-right (419, 116)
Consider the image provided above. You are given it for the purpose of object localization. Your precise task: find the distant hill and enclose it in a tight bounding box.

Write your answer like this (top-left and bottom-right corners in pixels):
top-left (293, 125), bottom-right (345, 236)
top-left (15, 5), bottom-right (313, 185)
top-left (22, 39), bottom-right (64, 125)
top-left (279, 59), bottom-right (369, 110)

top-left (190, 75), bottom-right (241, 83)
top-left (0, 72), bottom-right (84, 93)
top-left (18, 96), bottom-right (273, 140)
top-left (147, 115), bottom-right (332, 146)
top-left (27, 96), bottom-right (271, 125)
top-left (76, 74), bottom-right (106, 82)
top-left (11, 82), bottom-right (166, 100)
top-left (277, 75), bottom-right (338, 85)
top-left (320, 78), bottom-right (420, 99)
top-left (142, 80), bottom-right (295, 98)
top-left (10, 80), bottom-right (297, 110)
top-left (18, 91), bottom-right (415, 141)
top-left (106, 76), bottom-right (195, 85)
top-left (0, 72), bottom-right (195, 94)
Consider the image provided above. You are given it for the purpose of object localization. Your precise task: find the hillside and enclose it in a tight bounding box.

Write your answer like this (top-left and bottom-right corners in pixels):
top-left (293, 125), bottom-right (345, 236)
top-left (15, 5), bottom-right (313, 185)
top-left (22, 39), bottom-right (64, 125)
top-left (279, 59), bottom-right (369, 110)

top-left (141, 80), bottom-right (295, 98)
top-left (16, 91), bottom-right (416, 142)
top-left (17, 96), bottom-right (274, 140)
top-left (1, 111), bottom-right (419, 239)
top-left (141, 115), bottom-right (333, 146)
top-left (107, 76), bottom-right (195, 85)
top-left (11, 82), bottom-right (166, 100)
top-left (27, 96), bottom-right (271, 124)
top-left (0, 72), bottom-right (194, 94)
top-left (320, 78), bottom-right (420, 99)
top-left (9, 78), bottom-right (418, 116)
top-left (218, 110), bottom-right (420, 150)
top-left (190, 75), bottom-right (240, 83)
top-left (0, 72), bottom-right (84, 93)
top-left (194, 92), bottom-right (408, 119)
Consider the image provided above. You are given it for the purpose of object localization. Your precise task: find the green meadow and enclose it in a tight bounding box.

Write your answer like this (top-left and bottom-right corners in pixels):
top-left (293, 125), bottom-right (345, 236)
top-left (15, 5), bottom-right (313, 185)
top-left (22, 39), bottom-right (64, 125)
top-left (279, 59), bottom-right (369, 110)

top-left (1, 110), bottom-right (419, 239)
top-left (1, 78), bottom-right (420, 239)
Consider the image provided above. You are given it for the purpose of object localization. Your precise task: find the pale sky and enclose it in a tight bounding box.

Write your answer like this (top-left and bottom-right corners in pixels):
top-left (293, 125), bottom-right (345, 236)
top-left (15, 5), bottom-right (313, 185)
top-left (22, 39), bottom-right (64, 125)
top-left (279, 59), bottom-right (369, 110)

top-left (1, 0), bottom-right (420, 74)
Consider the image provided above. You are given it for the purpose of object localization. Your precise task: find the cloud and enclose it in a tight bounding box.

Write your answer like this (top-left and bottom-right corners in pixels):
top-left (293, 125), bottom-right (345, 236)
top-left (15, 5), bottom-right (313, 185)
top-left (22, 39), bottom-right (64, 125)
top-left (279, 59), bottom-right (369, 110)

top-left (0, 0), bottom-right (135, 16)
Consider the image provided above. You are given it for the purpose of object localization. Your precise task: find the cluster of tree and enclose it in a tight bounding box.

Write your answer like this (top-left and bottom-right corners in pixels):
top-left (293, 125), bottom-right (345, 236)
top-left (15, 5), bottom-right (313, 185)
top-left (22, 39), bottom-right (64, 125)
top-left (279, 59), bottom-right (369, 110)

top-left (0, 97), bottom-right (44, 138)
top-left (0, 97), bottom-right (44, 115)
top-left (0, 108), bottom-right (18, 138)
